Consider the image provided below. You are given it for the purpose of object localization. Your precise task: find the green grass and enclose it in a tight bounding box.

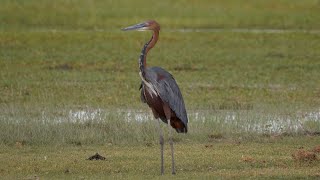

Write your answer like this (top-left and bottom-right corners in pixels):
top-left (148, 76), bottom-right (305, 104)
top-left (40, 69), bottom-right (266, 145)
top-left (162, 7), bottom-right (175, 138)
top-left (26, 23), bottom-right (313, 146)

top-left (1, 31), bottom-right (320, 109)
top-left (1, 0), bottom-right (320, 30)
top-left (0, 137), bottom-right (319, 179)
top-left (1, 0), bottom-right (320, 178)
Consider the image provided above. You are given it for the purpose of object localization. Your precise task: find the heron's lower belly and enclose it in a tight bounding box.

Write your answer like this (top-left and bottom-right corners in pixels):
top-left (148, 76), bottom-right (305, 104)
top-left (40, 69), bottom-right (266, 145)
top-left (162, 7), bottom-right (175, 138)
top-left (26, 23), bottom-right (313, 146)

top-left (143, 88), bottom-right (166, 117)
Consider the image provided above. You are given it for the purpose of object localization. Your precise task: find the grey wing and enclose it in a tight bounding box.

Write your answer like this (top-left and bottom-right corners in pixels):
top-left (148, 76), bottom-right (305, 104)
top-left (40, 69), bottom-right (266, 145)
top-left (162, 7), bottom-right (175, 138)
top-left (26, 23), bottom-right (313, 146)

top-left (147, 67), bottom-right (188, 126)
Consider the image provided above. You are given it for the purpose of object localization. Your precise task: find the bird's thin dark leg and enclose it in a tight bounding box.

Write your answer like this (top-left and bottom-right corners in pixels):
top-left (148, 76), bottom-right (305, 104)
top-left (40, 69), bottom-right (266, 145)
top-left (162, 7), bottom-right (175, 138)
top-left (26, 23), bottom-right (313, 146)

top-left (156, 119), bottom-right (164, 175)
top-left (168, 119), bottom-right (176, 175)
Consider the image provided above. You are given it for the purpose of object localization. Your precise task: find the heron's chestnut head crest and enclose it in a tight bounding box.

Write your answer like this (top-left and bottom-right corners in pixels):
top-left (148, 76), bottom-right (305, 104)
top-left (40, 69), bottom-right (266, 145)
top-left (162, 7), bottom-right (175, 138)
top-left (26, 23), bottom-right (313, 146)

top-left (122, 20), bottom-right (160, 32)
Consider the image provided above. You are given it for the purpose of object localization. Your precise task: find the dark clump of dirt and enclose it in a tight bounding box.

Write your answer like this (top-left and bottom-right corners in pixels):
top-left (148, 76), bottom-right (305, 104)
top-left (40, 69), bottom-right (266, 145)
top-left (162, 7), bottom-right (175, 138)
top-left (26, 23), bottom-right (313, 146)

top-left (87, 153), bottom-right (106, 160)
top-left (204, 144), bottom-right (213, 148)
top-left (70, 141), bottom-right (82, 146)
top-left (292, 149), bottom-right (317, 163)
top-left (145, 142), bottom-right (153, 147)
top-left (64, 168), bottom-right (70, 174)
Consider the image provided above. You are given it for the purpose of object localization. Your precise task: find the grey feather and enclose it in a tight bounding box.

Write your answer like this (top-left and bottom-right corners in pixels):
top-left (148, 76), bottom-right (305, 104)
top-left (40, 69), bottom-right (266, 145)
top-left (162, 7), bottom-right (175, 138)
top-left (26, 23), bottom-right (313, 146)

top-left (144, 67), bottom-right (188, 127)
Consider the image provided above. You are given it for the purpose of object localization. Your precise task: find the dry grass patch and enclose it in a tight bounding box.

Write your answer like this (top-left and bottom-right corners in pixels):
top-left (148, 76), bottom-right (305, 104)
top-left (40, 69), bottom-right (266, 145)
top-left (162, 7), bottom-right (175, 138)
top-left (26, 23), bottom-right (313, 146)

top-left (292, 149), bottom-right (317, 163)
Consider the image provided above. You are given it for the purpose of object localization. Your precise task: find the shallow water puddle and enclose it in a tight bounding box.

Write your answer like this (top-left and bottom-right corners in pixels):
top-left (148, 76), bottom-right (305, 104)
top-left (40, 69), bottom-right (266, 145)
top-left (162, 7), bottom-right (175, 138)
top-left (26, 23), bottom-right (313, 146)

top-left (64, 108), bottom-right (320, 134)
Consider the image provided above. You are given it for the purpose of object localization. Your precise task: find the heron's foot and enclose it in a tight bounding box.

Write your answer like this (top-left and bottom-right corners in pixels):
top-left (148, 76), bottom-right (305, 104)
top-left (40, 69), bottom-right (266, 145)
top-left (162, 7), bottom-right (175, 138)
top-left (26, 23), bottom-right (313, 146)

top-left (172, 166), bottom-right (176, 175)
top-left (160, 168), bottom-right (164, 175)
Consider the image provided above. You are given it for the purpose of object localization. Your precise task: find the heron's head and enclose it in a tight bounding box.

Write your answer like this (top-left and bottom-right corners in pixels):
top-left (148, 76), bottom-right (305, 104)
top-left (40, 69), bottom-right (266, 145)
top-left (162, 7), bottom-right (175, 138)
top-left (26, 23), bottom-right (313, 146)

top-left (122, 20), bottom-right (160, 32)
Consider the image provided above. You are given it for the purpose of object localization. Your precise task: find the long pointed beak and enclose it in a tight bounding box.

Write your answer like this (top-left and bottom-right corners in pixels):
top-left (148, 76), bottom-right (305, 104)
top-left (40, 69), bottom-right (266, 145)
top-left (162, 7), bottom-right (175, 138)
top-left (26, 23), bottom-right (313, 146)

top-left (121, 22), bottom-right (148, 31)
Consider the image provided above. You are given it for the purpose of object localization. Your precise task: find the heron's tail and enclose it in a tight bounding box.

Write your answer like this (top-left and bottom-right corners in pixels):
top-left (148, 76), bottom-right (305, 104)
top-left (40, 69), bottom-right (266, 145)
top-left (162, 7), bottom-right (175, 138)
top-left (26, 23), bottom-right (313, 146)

top-left (175, 127), bottom-right (188, 133)
top-left (171, 117), bottom-right (188, 133)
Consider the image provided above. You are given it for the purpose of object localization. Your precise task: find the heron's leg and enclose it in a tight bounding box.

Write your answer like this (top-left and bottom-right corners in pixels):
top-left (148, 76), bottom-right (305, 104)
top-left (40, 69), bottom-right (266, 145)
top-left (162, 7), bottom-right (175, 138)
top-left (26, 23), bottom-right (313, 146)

top-left (156, 119), bottom-right (164, 175)
top-left (162, 103), bottom-right (176, 175)
top-left (167, 119), bottom-right (176, 175)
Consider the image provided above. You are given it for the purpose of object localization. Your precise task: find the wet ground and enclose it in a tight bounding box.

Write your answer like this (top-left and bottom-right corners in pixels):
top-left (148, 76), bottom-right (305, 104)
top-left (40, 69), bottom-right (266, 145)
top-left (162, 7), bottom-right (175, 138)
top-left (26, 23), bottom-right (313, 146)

top-left (62, 108), bottom-right (320, 134)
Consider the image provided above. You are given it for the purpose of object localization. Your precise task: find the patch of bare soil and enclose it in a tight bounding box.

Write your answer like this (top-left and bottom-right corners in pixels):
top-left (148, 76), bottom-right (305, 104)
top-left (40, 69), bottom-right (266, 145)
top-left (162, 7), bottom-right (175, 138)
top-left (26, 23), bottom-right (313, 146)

top-left (87, 153), bottom-right (106, 160)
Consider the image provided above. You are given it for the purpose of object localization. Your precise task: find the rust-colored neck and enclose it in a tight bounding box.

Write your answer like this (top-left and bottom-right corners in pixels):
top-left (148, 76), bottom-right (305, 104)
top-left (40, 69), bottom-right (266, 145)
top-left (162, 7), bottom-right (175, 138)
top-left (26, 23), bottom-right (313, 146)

top-left (139, 30), bottom-right (159, 76)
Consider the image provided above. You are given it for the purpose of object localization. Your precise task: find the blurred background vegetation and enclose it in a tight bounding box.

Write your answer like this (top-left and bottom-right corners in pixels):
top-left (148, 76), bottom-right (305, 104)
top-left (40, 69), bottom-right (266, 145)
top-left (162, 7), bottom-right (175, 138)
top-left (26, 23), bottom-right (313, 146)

top-left (1, 0), bottom-right (320, 30)
top-left (0, 0), bottom-right (320, 145)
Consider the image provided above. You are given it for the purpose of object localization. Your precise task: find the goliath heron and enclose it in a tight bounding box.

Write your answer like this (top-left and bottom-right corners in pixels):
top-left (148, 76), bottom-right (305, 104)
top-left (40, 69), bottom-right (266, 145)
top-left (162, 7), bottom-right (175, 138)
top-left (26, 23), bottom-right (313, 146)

top-left (122, 20), bottom-right (188, 175)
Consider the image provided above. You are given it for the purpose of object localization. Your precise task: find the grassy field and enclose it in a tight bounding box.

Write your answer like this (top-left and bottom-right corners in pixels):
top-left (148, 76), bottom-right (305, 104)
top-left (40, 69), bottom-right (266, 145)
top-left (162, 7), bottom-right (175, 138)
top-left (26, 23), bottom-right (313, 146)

top-left (1, 137), bottom-right (320, 179)
top-left (1, 0), bottom-right (320, 30)
top-left (1, 0), bottom-right (320, 178)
